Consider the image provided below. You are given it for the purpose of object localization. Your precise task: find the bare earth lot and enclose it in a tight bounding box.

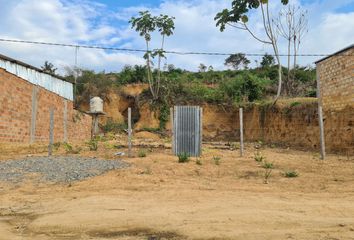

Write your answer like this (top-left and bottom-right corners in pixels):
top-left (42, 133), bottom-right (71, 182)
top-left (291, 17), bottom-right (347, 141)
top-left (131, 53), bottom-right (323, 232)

top-left (0, 141), bottom-right (354, 240)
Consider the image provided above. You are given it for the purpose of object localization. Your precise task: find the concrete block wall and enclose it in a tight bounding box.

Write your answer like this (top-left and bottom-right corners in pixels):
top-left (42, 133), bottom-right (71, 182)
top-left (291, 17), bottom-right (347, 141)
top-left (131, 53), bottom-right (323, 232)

top-left (0, 68), bottom-right (91, 144)
top-left (317, 47), bottom-right (354, 111)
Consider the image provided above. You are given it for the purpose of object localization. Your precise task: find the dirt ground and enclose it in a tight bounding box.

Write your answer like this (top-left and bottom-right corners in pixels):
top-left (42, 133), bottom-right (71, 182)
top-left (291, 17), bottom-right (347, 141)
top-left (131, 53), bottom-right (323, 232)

top-left (0, 140), bottom-right (354, 240)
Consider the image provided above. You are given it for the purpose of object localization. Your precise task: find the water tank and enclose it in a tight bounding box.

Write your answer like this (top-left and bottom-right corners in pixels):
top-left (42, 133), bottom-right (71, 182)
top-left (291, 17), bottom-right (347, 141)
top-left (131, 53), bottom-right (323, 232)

top-left (90, 97), bottom-right (103, 113)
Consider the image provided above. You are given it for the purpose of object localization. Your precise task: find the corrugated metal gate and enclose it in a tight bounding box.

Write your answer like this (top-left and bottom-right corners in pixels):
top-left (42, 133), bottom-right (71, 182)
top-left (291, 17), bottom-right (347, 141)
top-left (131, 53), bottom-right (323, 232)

top-left (173, 106), bottom-right (202, 157)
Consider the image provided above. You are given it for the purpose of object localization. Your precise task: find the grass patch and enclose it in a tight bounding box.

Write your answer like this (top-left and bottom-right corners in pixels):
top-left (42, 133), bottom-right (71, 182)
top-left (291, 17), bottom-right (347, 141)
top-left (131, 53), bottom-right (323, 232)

top-left (177, 152), bottom-right (190, 163)
top-left (262, 161), bottom-right (274, 169)
top-left (138, 150), bottom-right (147, 158)
top-left (254, 152), bottom-right (265, 162)
top-left (284, 170), bottom-right (299, 178)
top-left (213, 156), bottom-right (221, 165)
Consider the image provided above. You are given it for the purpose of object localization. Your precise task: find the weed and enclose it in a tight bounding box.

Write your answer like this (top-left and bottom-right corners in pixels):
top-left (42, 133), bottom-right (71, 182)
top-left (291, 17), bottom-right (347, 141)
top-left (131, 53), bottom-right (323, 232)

top-left (53, 142), bottom-right (61, 150)
top-left (290, 101), bottom-right (301, 107)
top-left (254, 152), bottom-right (265, 162)
top-left (196, 158), bottom-right (202, 165)
top-left (262, 161), bottom-right (274, 169)
top-left (284, 170), bottom-right (299, 178)
top-left (138, 150), bottom-right (147, 158)
top-left (63, 142), bottom-right (81, 154)
top-left (87, 139), bottom-right (98, 151)
top-left (177, 152), bottom-right (190, 163)
top-left (213, 156), bottom-right (221, 165)
top-left (264, 169), bottom-right (272, 184)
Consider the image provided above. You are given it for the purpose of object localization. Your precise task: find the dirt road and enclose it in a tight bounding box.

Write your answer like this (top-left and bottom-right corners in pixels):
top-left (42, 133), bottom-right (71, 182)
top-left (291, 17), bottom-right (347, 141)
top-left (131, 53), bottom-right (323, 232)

top-left (1, 143), bottom-right (354, 239)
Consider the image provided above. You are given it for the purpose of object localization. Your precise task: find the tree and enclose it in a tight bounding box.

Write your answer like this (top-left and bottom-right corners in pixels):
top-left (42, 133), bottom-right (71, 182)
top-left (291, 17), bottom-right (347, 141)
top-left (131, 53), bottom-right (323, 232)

top-left (224, 53), bottom-right (250, 70)
top-left (198, 63), bottom-right (207, 72)
top-left (275, 4), bottom-right (308, 95)
top-left (215, 0), bottom-right (289, 101)
top-left (260, 54), bottom-right (275, 68)
top-left (130, 11), bottom-right (175, 100)
top-left (41, 61), bottom-right (57, 74)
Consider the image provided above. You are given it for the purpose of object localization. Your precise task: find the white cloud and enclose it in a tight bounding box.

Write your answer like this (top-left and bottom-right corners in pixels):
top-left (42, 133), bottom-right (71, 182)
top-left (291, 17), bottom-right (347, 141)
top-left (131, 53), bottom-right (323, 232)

top-left (0, 0), bottom-right (353, 73)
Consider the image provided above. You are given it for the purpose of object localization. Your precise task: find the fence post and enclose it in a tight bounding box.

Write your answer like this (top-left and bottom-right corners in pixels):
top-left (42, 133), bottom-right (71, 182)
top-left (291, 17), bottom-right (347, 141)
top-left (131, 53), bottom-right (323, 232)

top-left (170, 107), bottom-right (174, 154)
top-left (199, 107), bottom-right (203, 155)
top-left (48, 108), bottom-right (54, 156)
top-left (318, 105), bottom-right (326, 160)
top-left (239, 108), bottom-right (244, 157)
top-left (128, 107), bottom-right (132, 157)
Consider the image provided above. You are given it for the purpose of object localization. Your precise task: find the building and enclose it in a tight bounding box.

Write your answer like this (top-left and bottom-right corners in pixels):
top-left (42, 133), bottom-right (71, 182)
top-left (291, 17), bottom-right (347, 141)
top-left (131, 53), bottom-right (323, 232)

top-left (316, 44), bottom-right (354, 111)
top-left (0, 54), bottom-right (91, 144)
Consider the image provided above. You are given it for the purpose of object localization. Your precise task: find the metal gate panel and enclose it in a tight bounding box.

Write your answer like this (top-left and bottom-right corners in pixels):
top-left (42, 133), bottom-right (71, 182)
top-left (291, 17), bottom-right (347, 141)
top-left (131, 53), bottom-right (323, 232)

top-left (173, 106), bottom-right (202, 157)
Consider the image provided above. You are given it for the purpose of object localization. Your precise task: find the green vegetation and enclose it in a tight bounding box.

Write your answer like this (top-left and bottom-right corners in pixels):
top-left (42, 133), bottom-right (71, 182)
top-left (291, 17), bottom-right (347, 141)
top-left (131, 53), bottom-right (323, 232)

top-left (177, 152), bottom-right (190, 163)
top-left (254, 152), bottom-right (265, 162)
top-left (138, 150), bottom-right (147, 158)
top-left (63, 142), bottom-right (81, 154)
top-left (284, 170), bottom-right (299, 178)
top-left (213, 156), bottom-right (221, 165)
top-left (101, 120), bottom-right (127, 134)
top-left (262, 162), bottom-right (274, 169)
top-left (87, 139), bottom-right (98, 151)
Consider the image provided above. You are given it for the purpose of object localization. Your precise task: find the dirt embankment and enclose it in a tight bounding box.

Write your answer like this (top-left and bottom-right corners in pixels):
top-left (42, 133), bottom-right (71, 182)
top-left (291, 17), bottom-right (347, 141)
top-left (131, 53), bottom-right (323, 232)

top-left (81, 86), bottom-right (353, 154)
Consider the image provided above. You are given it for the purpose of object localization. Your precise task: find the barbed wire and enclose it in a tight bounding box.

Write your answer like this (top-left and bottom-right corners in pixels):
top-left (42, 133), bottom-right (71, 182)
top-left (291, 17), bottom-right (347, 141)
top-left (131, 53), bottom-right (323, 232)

top-left (0, 38), bottom-right (353, 57)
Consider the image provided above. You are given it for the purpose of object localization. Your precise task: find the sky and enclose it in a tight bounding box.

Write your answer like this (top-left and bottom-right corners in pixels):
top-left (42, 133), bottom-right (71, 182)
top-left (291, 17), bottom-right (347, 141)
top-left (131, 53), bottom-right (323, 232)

top-left (0, 0), bottom-right (353, 74)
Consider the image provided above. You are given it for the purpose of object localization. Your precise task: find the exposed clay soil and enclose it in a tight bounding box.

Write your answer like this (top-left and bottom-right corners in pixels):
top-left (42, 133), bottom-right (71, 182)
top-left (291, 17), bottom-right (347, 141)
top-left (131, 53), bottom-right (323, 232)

top-left (1, 141), bottom-right (354, 240)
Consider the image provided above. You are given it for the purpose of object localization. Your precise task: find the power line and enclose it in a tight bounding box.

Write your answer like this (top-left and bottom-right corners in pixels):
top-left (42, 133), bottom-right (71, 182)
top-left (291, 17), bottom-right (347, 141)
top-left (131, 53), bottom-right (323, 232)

top-left (0, 38), bottom-right (352, 57)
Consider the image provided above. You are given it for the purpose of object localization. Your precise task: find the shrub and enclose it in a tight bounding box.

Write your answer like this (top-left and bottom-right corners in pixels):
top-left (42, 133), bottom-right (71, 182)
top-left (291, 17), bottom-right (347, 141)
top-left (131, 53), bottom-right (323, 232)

top-left (262, 162), bottom-right (274, 169)
top-left (177, 152), bottom-right (190, 163)
top-left (219, 72), bottom-right (269, 103)
top-left (254, 152), bottom-right (265, 162)
top-left (138, 150), bottom-right (147, 158)
top-left (63, 142), bottom-right (81, 154)
top-left (87, 139), bottom-right (98, 151)
top-left (101, 120), bottom-right (127, 133)
top-left (284, 171), bottom-right (299, 178)
top-left (213, 156), bottom-right (221, 165)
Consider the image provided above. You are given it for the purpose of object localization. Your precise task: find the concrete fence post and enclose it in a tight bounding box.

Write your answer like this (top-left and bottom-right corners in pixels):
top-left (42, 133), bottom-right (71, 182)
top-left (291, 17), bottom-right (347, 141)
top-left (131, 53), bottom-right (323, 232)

top-left (318, 105), bottom-right (326, 160)
top-left (239, 108), bottom-right (244, 157)
top-left (128, 107), bottom-right (132, 157)
top-left (30, 86), bottom-right (38, 144)
top-left (48, 108), bottom-right (54, 156)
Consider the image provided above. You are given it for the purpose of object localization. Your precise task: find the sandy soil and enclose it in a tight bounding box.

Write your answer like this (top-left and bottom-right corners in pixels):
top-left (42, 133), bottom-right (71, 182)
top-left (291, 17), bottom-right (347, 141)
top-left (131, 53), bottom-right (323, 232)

top-left (0, 142), bottom-right (354, 240)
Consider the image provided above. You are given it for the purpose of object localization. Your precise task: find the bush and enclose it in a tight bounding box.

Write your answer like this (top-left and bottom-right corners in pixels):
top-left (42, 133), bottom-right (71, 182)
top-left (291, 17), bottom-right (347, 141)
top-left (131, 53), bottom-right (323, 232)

top-left (101, 120), bottom-right (127, 133)
top-left (262, 162), bottom-right (274, 169)
top-left (177, 152), bottom-right (190, 163)
top-left (254, 152), bottom-right (265, 162)
top-left (138, 150), bottom-right (147, 158)
top-left (213, 156), bottom-right (221, 165)
top-left (87, 139), bottom-right (98, 151)
top-left (284, 171), bottom-right (299, 178)
top-left (219, 72), bottom-right (269, 103)
top-left (63, 142), bottom-right (81, 154)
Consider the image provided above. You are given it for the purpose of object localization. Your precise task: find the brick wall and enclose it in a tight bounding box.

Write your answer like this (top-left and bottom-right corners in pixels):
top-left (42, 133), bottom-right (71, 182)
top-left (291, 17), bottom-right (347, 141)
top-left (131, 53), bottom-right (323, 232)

top-left (0, 68), bottom-right (91, 144)
top-left (317, 47), bottom-right (354, 111)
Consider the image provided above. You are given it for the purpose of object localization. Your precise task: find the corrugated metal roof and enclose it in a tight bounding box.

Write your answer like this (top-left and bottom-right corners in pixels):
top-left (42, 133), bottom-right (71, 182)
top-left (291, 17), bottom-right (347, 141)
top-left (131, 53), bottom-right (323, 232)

top-left (315, 44), bottom-right (354, 64)
top-left (0, 53), bottom-right (74, 101)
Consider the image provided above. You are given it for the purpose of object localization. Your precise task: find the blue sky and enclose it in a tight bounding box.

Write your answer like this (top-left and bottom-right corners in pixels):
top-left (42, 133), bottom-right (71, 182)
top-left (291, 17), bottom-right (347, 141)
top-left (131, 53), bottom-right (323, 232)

top-left (0, 0), bottom-right (353, 73)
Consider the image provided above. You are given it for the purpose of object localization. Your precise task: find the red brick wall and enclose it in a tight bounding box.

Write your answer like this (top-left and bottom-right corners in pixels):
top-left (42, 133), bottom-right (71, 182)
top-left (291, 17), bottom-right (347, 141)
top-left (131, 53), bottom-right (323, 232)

top-left (0, 68), bottom-right (91, 144)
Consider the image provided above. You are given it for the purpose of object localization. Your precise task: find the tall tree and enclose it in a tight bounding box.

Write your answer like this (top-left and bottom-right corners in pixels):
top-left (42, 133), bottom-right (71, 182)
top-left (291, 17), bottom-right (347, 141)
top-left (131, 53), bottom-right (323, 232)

top-left (224, 53), bottom-right (250, 70)
top-left (215, 0), bottom-right (289, 101)
top-left (41, 61), bottom-right (57, 74)
top-left (198, 63), bottom-right (207, 72)
top-left (130, 11), bottom-right (175, 100)
top-left (275, 4), bottom-right (308, 95)
top-left (260, 53), bottom-right (275, 68)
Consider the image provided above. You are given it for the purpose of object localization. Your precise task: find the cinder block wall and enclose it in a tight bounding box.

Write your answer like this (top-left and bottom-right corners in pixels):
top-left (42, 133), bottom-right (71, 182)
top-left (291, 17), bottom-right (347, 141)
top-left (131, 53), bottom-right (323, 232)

top-left (317, 48), bottom-right (354, 111)
top-left (0, 68), bottom-right (91, 144)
